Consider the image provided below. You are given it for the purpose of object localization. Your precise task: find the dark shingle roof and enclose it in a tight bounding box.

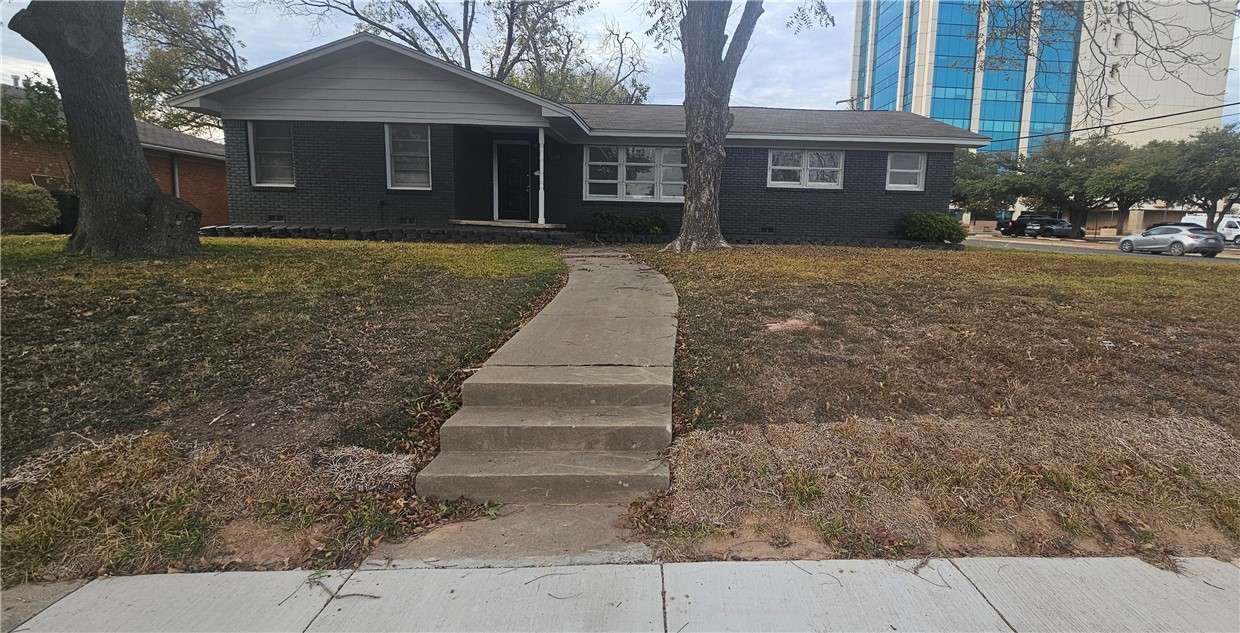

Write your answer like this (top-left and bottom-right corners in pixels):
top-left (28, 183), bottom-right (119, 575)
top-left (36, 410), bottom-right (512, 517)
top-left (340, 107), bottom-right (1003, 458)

top-left (2, 84), bottom-right (224, 158)
top-left (565, 103), bottom-right (987, 142)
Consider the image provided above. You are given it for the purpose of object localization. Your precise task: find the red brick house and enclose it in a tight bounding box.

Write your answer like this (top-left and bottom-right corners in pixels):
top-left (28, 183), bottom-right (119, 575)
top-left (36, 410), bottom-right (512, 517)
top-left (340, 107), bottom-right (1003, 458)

top-left (1, 84), bottom-right (229, 226)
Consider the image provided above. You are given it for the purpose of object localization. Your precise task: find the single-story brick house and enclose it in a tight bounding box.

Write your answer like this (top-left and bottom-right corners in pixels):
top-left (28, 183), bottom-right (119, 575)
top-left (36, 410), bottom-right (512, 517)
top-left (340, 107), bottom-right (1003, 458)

top-left (1, 83), bottom-right (230, 227)
top-left (170, 33), bottom-right (987, 239)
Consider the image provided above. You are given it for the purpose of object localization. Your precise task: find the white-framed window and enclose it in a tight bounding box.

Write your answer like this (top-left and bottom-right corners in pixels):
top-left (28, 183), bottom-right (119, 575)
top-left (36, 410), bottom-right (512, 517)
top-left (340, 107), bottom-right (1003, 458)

top-left (767, 149), bottom-right (844, 189)
top-left (584, 146), bottom-right (686, 202)
top-left (248, 121), bottom-right (294, 186)
top-left (386, 123), bottom-right (432, 190)
top-left (886, 152), bottom-right (926, 191)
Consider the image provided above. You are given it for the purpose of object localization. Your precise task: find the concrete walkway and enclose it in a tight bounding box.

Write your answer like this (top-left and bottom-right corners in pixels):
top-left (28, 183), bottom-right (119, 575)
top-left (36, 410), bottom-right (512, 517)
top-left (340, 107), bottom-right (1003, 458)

top-left (417, 247), bottom-right (676, 503)
top-left (11, 557), bottom-right (1238, 632)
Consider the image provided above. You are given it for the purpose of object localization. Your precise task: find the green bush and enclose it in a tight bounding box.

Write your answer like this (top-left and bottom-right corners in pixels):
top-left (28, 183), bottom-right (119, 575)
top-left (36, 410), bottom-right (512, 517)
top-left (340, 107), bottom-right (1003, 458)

top-left (586, 211), bottom-right (669, 236)
top-left (1, 181), bottom-right (60, 233)
top-left (901, 212), bottom-right (968, 243)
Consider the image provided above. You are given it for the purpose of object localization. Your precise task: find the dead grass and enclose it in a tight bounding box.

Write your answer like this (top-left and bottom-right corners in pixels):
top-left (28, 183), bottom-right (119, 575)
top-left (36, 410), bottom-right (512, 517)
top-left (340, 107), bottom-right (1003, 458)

top-left (0, 236), bottom-right (564, 585)
top-left (628, 245), bottom-right (1240, 562)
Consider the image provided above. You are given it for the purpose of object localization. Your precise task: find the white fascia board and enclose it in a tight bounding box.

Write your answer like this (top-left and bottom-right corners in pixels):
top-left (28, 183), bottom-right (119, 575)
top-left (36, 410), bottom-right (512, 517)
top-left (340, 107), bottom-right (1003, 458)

top-left (582, 129), bottom-right (990, 148)
top-left (140, 143), bottom-right (225, 161)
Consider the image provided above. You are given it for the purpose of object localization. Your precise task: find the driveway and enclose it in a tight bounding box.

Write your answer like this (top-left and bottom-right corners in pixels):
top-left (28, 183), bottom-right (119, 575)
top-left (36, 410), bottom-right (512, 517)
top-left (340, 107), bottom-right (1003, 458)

top-left (965, 234), bottom-right (1240, 263)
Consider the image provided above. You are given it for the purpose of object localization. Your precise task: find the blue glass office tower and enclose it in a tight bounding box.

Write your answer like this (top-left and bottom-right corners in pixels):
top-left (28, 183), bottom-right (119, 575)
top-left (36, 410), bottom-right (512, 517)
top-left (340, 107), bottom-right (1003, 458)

top-left (850, 0), bottom-right (1082, 154)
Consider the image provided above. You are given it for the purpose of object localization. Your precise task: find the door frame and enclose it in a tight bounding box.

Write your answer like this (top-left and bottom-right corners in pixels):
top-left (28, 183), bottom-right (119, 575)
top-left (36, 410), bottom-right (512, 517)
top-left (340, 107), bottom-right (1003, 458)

top-left (493, 140), bottom-right (532, 222)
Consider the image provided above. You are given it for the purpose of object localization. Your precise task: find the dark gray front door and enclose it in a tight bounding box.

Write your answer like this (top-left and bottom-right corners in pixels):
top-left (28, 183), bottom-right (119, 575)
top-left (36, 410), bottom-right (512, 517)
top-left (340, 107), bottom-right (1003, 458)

top-left (495, 143), bottom-right (531, 221)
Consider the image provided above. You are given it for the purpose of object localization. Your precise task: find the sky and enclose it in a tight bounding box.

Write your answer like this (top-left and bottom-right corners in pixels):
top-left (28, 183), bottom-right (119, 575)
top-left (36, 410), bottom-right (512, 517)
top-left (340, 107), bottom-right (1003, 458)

top-left (0, 0), bottom-right (1236, 122)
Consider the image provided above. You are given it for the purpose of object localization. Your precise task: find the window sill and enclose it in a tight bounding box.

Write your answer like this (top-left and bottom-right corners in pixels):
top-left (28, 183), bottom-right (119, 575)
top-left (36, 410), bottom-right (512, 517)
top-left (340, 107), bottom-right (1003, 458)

top-left (386, 187), bottom-right (433, 193)
top-left (582, 197), bottom-right (684, 204)
top-left (765, 185), bottom-right (844, 191)
top-left (251, 184), bottom-right (295, 190)
top-left (885, 187), bottom-right (925, 193)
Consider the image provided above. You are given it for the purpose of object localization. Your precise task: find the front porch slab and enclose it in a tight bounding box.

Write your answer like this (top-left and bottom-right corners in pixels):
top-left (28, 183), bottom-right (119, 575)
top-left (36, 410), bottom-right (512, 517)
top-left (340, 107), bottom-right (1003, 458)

top-left (449, 219), bottom-right (566, 230)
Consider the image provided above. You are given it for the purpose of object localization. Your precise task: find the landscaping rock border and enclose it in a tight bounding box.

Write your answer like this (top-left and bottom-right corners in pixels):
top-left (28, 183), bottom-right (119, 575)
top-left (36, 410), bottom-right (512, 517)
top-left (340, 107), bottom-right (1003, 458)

top-left (199, 225), bottom-right (963, 250)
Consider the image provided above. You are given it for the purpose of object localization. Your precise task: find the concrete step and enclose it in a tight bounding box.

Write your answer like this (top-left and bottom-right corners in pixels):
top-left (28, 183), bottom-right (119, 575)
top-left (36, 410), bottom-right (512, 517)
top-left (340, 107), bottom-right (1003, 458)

top-left (415, 451), bottom-right (669, 503)
top-left (462, 366), bottom-right (672, 407)
top-left (439, 406), bottom-right (672, 452)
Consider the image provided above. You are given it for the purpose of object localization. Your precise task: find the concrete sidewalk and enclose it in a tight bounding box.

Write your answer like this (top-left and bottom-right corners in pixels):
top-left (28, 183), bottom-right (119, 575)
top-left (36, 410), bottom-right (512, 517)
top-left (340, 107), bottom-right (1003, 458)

top-left (12, 557), bottom-right (1238, 632)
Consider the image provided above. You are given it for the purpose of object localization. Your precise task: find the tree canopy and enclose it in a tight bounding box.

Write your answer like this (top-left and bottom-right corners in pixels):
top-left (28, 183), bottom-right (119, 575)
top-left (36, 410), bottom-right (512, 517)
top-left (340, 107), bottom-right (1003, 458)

top-left (1146, 124), bottom-right (1240, 229)
top-left (275, 0), bottom-right (649, 103)
top-left (124, 0), bottom-right (246, 133)
top-left (951, 149), bottom-right (1020, 218)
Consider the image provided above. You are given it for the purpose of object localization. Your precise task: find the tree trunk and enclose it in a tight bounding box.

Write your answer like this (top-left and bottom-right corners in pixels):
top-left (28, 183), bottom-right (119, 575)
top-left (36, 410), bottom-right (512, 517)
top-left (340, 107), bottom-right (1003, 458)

top-left (9, 1), bottom-right (200, 258)
top-left (663, 1), bottom-right (764, 254)
top-left (1069, 208), bottom-right (1090, 238)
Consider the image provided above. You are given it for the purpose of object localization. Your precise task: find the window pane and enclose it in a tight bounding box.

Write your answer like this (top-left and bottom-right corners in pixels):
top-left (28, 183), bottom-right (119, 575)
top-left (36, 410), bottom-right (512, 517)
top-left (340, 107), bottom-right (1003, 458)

top-left (392, 170), bottom-right (430, 186)
top-left (390, 124), bottom-right (429, 141)
top-left (626, 165), bottom-right (656, 182)
top-left (660, 166), bottom-right (685, 183)
top-left (770, 168), bottom-right (801, 183)
top-left (390, 140), bottom-right (429, 156)
top-left (588, 164), bottom-right (618, 181)
top-left (589, 146), bottom-right (619, 162)
top-left (890, 153), bottom-right (922, 170)
top-left (588, 182), bottom-right (618, 196)
top-left (808, 169), bottom-right (839, 185)
top-left (771, 150), bottom-right (802, 167)
top-left (257, 165), bottom-right (293, 184)
top-left (809, 151), bottom-right (841, 168)
top-left (889, 171), bottom-right (921, 186)
top-left (625, 182), bottom-right (655, 198)
top-left (661, 147), bottom-right (686, 164)
top-left (392, 155), bottom-right (430, 171)
top-left (255, 136), bottom-right (292, 153)
top-left (626, 147), bottom-right (657, 164)
top-left (253, 121), bottom-right (289, 139)
top-left (661, 183), bottom-right (685, 198)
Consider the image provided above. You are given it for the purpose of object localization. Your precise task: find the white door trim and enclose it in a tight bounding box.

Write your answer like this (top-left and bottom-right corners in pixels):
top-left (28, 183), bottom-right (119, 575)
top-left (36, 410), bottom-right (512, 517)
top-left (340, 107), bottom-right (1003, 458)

top-left (493, 140), bottom-right (533, 222)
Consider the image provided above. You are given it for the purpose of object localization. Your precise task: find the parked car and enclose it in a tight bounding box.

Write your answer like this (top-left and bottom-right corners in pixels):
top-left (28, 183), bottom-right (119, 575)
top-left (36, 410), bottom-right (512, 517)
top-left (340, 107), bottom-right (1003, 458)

top-left (1118, 226), bottom-right (1226, 257)
top-left (1024, 217), bottom-right (1075, 238)
top-left (1004, 214), bottom-right (1058, 237)
top-left (1181, 213), bottom-right (1240, 245)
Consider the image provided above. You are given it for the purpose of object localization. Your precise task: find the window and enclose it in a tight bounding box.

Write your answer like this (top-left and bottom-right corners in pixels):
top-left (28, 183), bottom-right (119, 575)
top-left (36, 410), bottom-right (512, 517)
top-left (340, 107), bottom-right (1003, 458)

top-left (386, 124), bottom-right (432, 189)
top-left (767, 150), bottom-right (844, 189)
top-left (886, 152), bottom-right (925, 191)
top-left (249, 121), bottom-right (294, 186)
top-left (584, 146), bottom-right (686, 202)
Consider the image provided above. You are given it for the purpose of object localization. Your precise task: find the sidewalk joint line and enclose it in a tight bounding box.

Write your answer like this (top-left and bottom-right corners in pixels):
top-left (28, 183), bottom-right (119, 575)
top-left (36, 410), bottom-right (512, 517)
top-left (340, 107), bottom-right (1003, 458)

top-left (660, 563), bottom-right (670, 633)
top-left (948, 559), bottom-right (1017, 633)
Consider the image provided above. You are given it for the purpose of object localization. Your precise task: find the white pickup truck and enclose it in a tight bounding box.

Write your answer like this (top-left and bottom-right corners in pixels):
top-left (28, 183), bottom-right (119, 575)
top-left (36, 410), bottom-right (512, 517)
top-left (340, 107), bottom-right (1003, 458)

top-left (1181, 213), bottom-right (1240, 245)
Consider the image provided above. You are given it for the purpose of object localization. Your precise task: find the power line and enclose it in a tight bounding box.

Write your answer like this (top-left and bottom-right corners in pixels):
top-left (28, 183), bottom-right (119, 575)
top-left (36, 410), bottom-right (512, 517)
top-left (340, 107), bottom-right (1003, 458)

top-left (988, 100), bottom-right (1240, 144)
top-left (1099, 113), bottom-right (1235, 138)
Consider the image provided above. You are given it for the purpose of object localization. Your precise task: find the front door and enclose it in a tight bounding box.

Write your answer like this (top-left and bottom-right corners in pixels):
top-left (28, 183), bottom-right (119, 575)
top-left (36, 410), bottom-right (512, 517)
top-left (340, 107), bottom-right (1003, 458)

top-left (494, 142), bottom-right (531, 221)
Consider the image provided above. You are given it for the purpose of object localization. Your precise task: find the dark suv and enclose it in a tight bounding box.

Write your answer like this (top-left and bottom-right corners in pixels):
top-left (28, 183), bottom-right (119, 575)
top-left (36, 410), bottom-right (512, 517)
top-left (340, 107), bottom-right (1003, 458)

top-left (1003, 214), bottom-right (1057, 237)
top-left (1024, 217), bottom-right (1075, 238)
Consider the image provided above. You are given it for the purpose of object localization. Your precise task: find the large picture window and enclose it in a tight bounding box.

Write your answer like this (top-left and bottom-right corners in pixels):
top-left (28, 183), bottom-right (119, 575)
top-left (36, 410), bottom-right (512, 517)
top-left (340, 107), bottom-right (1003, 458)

top-left (248, 121), bottom-right (294, 186)
top-left (584, 146), bottom-right (686, 202)
top-left (767, 149), bottom-right (844, 189)
top-left (886, 152), bottom-right (926, 191)
top-left (386, 123), bottom-right (432, 190)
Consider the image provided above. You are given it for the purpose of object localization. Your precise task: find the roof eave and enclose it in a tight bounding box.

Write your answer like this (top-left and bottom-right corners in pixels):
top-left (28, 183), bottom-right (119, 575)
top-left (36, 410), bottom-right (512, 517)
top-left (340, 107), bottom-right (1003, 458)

top-left (585, 129), bottom-right (991, 147)
top-left (140, 142), bottom-right (225, 160)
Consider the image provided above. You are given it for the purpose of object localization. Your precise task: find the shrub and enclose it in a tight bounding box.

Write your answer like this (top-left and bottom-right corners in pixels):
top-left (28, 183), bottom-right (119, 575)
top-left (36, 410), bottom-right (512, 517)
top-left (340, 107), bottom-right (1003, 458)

top-left (901, 212), bottom-right (968, 243)
top-left (1, 181), bottom-right (60, 233)
top-left (586, 211), bottom-right (670, 236)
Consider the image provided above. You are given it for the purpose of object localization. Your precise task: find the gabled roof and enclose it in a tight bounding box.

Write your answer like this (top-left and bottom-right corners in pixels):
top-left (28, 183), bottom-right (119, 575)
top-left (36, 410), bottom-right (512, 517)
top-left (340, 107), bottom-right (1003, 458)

top-left (2, 84), bottom-right (225, 159)
top-left (567, 104), bottom-right (990, 145)
top-left (168, 33), bottom-right (589, 133)
top-left (169, 33), bottom-right (988, 148)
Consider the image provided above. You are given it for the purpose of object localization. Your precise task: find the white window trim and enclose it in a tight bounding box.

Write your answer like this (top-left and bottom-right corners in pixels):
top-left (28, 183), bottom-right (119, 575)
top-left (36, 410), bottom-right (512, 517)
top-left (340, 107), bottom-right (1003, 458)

top-left (766, 149), bottom-right (845, 189)
top-left (385, 123), bottom-right (433, 191)
top-left (582, 146), bottom-right (686, 203)
top-left (885, 152), bottom-right (926, 191)
top-left (248, 121), bottom-right (295, 188)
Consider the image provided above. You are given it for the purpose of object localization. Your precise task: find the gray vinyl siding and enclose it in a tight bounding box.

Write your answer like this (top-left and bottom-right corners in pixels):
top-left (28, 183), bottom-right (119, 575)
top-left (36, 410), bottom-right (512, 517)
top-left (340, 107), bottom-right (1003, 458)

top-left (220, 48), bottom-right (551, 127)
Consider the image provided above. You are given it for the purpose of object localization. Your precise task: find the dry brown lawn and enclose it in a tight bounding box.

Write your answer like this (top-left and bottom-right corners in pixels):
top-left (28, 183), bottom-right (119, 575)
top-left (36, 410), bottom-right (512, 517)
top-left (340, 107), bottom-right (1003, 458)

top-left (1, 236), bottom-right (564, 585)
top-left (629, 245), bottom-right (1240, 564)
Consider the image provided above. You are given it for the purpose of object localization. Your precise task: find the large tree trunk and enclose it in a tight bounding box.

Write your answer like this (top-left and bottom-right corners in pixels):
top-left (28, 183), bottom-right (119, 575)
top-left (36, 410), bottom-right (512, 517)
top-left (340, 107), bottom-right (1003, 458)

top-left (9, 1), bottom-right (200, 258)
top-left (663, 1), bottom-right (764, 254)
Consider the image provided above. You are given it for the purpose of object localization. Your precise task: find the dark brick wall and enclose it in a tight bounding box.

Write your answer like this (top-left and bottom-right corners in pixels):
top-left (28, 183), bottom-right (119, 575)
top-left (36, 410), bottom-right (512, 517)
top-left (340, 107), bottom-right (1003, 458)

top-left (542, 142), bottom-right (954, 238)
top-left (717, 147), bottom-right (955, 239)
top-left (223, 119), bottom-right (955, 239)
top-left (224, 120), bottom-right (455, 226)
